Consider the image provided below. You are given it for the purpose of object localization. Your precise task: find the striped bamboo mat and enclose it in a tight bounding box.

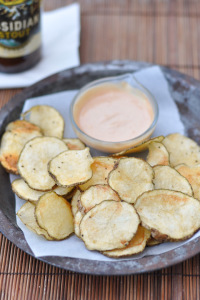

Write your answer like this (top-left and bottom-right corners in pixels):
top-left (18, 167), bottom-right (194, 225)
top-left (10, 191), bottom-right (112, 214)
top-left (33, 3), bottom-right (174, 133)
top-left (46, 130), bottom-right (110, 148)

top-left (1, 0), bottom-right (200, 299)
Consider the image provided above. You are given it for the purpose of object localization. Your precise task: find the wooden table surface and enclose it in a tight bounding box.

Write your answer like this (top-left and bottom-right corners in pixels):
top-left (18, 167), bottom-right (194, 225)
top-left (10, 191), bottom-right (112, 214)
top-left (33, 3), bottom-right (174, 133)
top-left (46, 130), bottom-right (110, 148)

top-left (1, 0), bottom-right (200, 299)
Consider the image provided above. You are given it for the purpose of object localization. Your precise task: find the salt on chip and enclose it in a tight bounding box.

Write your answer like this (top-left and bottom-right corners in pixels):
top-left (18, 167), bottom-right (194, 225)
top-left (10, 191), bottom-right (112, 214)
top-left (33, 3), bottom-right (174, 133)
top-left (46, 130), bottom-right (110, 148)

top-left (17, 202), bottom-right (52, 240)
top-left (81, 184), bottom-right (121, 212)
top-left (0, 121), bottom-right (42, 174)
top-left (176, 164), bottom-right (200, 201)
top-left (135, 189), bottom-right (200, 241)
top-left (18, 136), bottom-right (68, 191)
top-left (146, 142), bottom-right (169, 166)
top-left (108, 158), bottom-right (154, 204)
top-left (22, 105), bottom-right (65, 138)
top-left (79, 156), bottom-right (118, 191)
top-left (80, 200), bottom-right (140, 251)
top-left (12, 178), bottom-right (73, 203)
top-left (48, 148), bottom-right (93, 187)
top-left (162, 133), bottom-right (200, 167)
top-left (35, 192), bottom-right (74, 240)
top-left (112, 136), bottom-right (164, 157)
top-left (103, 226), bottom-right (151, 258)
top-left (153, 165), bottom-right (193, 196)
top-left (63, 138), bottom-right (85, 150)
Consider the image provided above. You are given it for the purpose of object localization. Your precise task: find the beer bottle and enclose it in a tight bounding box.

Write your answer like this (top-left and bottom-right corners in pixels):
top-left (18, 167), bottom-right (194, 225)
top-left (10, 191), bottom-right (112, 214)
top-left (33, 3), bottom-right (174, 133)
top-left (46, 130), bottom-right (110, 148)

top-left (0, 0), bottom-right (42, 73)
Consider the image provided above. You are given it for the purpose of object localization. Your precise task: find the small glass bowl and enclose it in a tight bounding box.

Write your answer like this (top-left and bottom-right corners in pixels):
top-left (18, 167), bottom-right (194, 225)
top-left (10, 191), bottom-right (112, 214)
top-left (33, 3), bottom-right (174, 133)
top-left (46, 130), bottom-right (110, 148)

top-left (70, 74), bottom-right (159, 153)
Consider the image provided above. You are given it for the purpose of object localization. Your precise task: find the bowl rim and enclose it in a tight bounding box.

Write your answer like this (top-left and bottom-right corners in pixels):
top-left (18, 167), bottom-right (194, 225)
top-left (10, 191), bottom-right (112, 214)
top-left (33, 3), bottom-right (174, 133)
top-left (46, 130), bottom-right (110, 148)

top-left (70, 73), bottom-right (159, 146)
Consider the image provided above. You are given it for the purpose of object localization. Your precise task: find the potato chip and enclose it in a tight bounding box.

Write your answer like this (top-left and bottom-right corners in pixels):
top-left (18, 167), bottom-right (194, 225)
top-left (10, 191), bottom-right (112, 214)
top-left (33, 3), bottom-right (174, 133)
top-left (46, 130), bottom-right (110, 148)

top-left (18, 136), bottom-right (68, 191)
top-left (153, 165), bottom-right (193, 196)
top-left (0, 122), bottom-right (42, 174)
top-left (48, 148), bottom-right (93, 187)
top-left (22, 105), bottom-right (65, 138)
top-left (176, 164), bottom-right (200, 201)
top-left (112, 136), bottom-right (164, 157)
top-left (35, 192), bottom-right (74, 240)
top-left (80, 200), bottom-right (140, 251)
top-left (80, 184), bottom-right (121, 212)
top-left (79, 157), bottom-right (118, 191)
top-left (12, 178), bottom-right (73, 202)
top-left (108, 158), bottom-right (154, 204)
top-left (63, 138), bottom-right (85, 150)
top-left (146, 142), bottom-right (169, 166)
top-left (71, 189), bottom-right (82, 216)
top-left (147, 237), bottom-right (161, 246)
top-left (162, 133), bottom-right (200, 167)
top-left (17, 202), bottom-right (52, 240)
top-left (74, 211), bottom-right (84, 238)
top-left (103, 226), bottom-right (151, 257)
top-left (135, 189), bottom-right (200, 241)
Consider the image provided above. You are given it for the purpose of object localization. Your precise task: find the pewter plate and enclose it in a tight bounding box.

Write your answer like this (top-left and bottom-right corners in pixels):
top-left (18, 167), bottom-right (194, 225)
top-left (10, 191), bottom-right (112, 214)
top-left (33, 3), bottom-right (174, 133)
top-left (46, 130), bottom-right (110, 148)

top-left (0, 61), bottom-right (200, 275)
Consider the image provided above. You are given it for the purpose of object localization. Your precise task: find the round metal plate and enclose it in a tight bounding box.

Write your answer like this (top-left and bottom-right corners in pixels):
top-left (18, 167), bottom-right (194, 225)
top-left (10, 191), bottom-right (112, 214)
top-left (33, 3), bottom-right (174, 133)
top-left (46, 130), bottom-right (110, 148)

top-left (1, 61), bottom-right (200, 275)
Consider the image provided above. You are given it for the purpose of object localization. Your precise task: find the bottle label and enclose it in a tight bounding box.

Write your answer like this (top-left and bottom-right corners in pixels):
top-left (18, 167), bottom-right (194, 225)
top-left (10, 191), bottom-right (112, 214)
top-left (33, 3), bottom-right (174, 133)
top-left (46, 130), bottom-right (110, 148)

top-left (0, 0), bottom-right (41, 58)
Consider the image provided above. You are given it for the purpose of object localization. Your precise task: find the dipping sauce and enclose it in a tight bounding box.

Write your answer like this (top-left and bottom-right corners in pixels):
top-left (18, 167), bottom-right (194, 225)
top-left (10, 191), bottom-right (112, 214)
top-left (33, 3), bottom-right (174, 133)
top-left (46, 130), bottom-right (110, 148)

top-left (74, 82), bottom-right (154, 142)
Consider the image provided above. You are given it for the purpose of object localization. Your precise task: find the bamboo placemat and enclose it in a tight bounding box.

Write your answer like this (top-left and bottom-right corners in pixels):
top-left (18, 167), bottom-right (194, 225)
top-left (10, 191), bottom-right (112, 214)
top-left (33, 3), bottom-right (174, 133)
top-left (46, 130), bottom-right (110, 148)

top-left (1, 0), bottom-right (200, 299)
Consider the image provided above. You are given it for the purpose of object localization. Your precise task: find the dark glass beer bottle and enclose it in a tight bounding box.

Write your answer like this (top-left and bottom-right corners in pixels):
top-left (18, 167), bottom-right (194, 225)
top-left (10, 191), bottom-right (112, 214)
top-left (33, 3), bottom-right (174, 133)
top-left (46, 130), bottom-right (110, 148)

top-left (0, 0), bottom-right (42, 73)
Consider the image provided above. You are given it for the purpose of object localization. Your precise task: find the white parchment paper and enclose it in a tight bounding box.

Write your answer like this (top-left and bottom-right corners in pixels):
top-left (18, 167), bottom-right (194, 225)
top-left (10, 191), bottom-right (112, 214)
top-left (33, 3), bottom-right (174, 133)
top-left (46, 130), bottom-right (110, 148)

top-left (11, 66), bottom-right (200, 261)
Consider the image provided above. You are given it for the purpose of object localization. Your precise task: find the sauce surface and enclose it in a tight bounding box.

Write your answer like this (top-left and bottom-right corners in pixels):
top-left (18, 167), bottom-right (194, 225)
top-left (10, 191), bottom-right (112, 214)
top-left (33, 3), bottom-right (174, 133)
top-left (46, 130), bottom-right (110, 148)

top-left (74, 82), bottom-right (154, 142)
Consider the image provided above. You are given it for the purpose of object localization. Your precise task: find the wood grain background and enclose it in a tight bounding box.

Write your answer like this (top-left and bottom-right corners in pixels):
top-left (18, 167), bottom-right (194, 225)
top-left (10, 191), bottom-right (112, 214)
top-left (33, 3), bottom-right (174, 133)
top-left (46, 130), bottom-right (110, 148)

top-left (1, 0), bottom-right (200, 299)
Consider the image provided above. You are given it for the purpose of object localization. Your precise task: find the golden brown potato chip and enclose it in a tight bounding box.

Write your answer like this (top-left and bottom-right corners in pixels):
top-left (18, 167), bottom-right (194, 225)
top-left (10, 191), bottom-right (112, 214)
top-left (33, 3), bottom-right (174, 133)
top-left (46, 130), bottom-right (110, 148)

top-left (112, 136), bottom-right (164, 157)
top-left (103, 226), bottom-right (151, 257)
top-left (0, 121), bottom-right (42, 174)
top-left (80, 200), bottom-right (140, 251)
top-left (63, 138), bottom-right (85, 150)
top-left (108, 158), bottom-right (154, 204)
top-left (80, 184), bottom-right (121, 212)
top-left (176, 164), bottom-right (200, 201)
top-left (79, 156), bottom-right (117, 191)
top-left (35, 192), bottom-right (74, 240)
top-left (153, 165), bottom-right (193, 196)
top-left (146, 142), bottom-right (169, 166)
top-left (162, 133), bottom-right (200, 167)
top-left (71, 189), bottom-right (82, 216)
top-left (135, 189), bottom-right (200, 241)
top-left (17, 202), bottom-right (52, 240)
top-left (18, 136), bottom-right (68, 191)
top-left (22, 105), bottom-right (65, 138)
top-left (12, 178), bottom-right (73, 202)
top-left (48, 148), bottom-right (93, 187)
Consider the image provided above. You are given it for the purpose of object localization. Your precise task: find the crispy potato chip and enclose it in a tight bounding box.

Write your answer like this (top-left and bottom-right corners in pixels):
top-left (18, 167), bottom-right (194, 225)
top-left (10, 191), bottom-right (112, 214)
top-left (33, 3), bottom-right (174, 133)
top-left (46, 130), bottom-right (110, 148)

top-left (80, 184), bottom-right (120, 212)
top-left (146, 142), bottom-right (169, 166)
top-left (112, 136), bottom-right (164, 157)
top-left (153, 165), bottom-right (193, 196)
top-left (74, 211), bottom-right (84, 237)
top-left (176, 164), bottom-right (200, 201)
top-left (79, 157), bottom-right (118, 191)
top-left (135, 189), bottom-right (200, 241)
top-left (103, 226), bottom-right (150, 257)
top-left (22, 105), bottom-right (65, 138)
top-left (18, 136), bottom-right (68, 191)
top-left (63, 138), bottom-right (85, 150)
top-left (48, 148), bottom-right (93, 187)
top-left (17, 202), bottom-right (52, 240)
top-left (71, 189), bottom-right (82, 216)
top-left (162, 133), bottom-right (200, 167)
top-left (80, 200), bottom-right (140, 251)
top-left (147, 237), bottom-right (161, 246)
top-left (0, 122), bottom-right (42, 174)
top-left (35, 192), bottom-right (74, 240)
top-left (12, 178), bottom-right (73, 202)
top-left (108, 158), bottom-right (154, 204)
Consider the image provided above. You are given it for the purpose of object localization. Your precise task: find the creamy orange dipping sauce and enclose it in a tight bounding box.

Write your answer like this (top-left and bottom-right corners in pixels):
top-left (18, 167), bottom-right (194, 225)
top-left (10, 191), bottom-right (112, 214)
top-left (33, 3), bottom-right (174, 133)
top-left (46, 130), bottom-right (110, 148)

top-left (74, 82), bottom-right (154, 142)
